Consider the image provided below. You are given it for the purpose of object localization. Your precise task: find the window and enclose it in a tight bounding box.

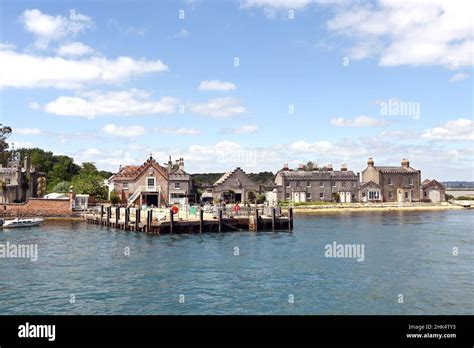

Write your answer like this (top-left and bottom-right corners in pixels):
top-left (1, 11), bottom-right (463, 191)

top-left (362, 192), bottom-right (366, 197)
top-left (405, 192), bottom-right (408, 199)
top-left (123, 182), bottom-right (129, 190)
top-left (342, 181), bottom-right (346, 187)
top-left (388, 191), bottom-right (393, 199)
top-left (147, 177), bottom-right (155, 188)
top-left (424, 191), bottom-right (427, 197)
top-left (369, 191), bottom-right (380, 200)
top-left (285, 193), bottom-right (290, 200)
top-left (174, 182), bottom-right (180, 189)
top-left (409, 177), bottom-right (413, 185)
top-left (5, 178), bottom-right (10, 185)
top-left (319, 192), bottom-right (324, 199)
top-left (286, 181), bottom-right (290, 187)
top-left (319, 181), bottom-right (324, 187)
top-left (332, 181), bottom-right (336, 187)
top-left (306, 192), bottom-right (311, 200)
top-left (306, 181), bottom-right (311, 187)
top-left (388, 178), bottom-right (393, 185)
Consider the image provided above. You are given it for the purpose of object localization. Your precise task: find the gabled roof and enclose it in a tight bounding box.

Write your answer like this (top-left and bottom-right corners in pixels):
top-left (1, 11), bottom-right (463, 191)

top-left (213, 167), bottom-right (255, 187)
top-left (111, 156), bottom-right (168, 181)
top-left (422, 179), bottom-right (445, 189)
top-left (359, 180), bottom-right (381, 190)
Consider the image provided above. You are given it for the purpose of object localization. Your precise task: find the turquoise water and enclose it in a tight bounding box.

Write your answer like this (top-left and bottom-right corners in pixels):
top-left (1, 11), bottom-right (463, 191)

top-left (0, 210), bottom-right (473, 315)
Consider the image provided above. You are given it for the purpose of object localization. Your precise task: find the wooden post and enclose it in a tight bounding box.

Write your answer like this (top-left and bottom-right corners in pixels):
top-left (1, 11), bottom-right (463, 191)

top-left (254, 206), bottom-right (259, 232)
top-left (115, 207), bottom-right (120, 226)
top-left (125, 207), bottom-right (130, 229)
top-left (271, 207), bottom-right (276, 231)
top-left (218, 208), bottom-right (223, 232)
top-left (106, 206), bottom-right (111, 226)
top-left (170, 208), bottom-right (174, 235)
top-left (288, 207), bottom-right (293, 231)
top-left (199, 208), bottom-right (204, 234)
top-left (135, 208), bottom-right (141, 230)
top-left (100, 205), bottom-right (104, 221)
top-left (147, 209), bottom-right (153, 233)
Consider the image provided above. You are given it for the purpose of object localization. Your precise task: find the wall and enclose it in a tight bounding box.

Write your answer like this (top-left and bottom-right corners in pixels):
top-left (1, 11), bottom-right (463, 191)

top-left (1, 198), bottom-right (73, 217)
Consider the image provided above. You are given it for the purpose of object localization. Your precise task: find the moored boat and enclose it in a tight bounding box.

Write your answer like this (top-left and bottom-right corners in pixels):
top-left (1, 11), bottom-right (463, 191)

top-left (0, 218), bottom-right (44, 228)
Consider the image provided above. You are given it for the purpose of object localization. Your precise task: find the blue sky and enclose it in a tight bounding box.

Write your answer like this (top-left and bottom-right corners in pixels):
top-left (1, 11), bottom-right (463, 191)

top-left (0, 0), bottom-right (472, 180)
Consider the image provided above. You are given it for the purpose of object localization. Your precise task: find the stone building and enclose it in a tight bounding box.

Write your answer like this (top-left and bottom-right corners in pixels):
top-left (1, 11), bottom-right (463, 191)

top-left (421, 179), bottom-right (445, 203)
top-left (358, 181), bottom-right (382, 202)
top-left (212, 167), bottom-right (260, 203)
top-left (361, 158), bottom-right (421, 202)
top-left (273, 163), bottom-right (360, 203)
top-left (0, 150), bottom-right (46, 204)
top-left (108, 156), bottom-right (195, 207)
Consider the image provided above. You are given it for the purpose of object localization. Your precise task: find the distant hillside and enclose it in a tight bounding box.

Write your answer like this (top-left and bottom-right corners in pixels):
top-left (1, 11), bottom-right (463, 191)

top-left (442, 181), bottom-right (474, 188)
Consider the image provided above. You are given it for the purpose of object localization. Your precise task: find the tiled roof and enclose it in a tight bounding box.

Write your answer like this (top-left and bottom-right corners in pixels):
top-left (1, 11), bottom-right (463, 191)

top-left (374, 166), bottom-right (418, 173)
top-left (111, 156), bottom-right (167, 181)
top-left (359, 180), bottom-right (381, 189)
top-left (214, 171), bottom-right (233, 185)
top-left (281, 170), bottom-right (358, 180)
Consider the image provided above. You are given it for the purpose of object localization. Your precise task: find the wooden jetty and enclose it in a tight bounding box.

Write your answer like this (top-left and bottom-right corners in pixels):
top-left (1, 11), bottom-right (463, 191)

top-left (84, 206), bottom-right (294, 235)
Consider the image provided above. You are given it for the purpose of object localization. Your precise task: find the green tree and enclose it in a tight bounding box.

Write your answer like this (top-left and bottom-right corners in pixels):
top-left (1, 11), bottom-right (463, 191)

top-left (52, 181), bottom-right (71, 193)
top-left (70, 163), bottom-right (108, 199)
top-left (110, 191), bottom-right (121, 205)
top-left (0, 124), bottom-right (12, 166)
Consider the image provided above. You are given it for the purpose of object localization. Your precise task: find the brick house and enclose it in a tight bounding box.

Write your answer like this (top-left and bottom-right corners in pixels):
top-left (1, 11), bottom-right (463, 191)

top-left (421, 179), bottom-right (446, 202)
top-left (273, 163), bottom-right (360, 203)
top-left (361, 158), bottom-right (421, 202)
top-left (108, 156), bottom-right (195, 207)
top-left (212, 167), bottom-right (260, 203)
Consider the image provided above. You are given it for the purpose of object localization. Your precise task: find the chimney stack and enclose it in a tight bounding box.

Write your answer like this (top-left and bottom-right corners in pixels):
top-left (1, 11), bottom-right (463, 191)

top-left (367, 157), bottom-right (374, 167)
top-left (327, 164), bottom-right (333, 171)
top-left (401, 158), bottom-right (410, 169)
top-left (283, 163), bottom-right (289, 171)
top-left (24, 155), bottom-right (31, 173)
top-left (298, 163), bottom-right (305, 171)
top-left (178, 158), bottom-right (184, 171)
top-left (341, 163), bottom-right (347, 171)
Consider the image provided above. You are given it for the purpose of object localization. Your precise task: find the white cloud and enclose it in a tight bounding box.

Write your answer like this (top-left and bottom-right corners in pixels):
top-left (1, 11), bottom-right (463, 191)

top-left (21, 9), bottom-right (93, 49)
top-left (14, 128), bottom-right (42, 135)
top-left (156, 128), bottom-right (202, 136)
top-left (291, 140), bottom-right (332, 153)
top-left (103, 124), bottom-right (145, 138)
top-left (422, 118), bottom-right (474, 141)
top-left (0, 48), bottom-right (168, 89)
top-left (190, 97), bottom-right (246, 118)
top-left (326, 1), bottom-right (474, 68)
top-left (170, 29), bottom-right (189, 39)
top-left (449, 72), bottom-right (470, 82)
top-left (331, 115), bottom-right (387, 127)
top-left (44, 90), bottom-right (178, 118)
top-left (222, 124), bottom-right (258, 134)
top-left (28, 101), bottom-right (40, 109)
top-left (57, 42), bottom-right (94, 57)
top-left (198, 80), bottom-right (236, 91)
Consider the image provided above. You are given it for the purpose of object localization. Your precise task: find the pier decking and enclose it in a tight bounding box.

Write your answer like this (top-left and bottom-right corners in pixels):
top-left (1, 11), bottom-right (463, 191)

top-left (84, 206), bottom-right (293, 234)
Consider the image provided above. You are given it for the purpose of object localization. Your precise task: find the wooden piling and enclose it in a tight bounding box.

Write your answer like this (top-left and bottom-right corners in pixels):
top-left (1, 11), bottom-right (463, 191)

top-left (271, 207), bottom-right (276, 231)
top-left (218, 208), bottom-right (223, 232)
top-left (115, 206), bottom-right (120, 225)
top-left (199, 208), bottom-right (203, 234)
top-left (288, 207), bottom-right (293, 231)
top-left (135, 208), bottom-right (141, 230)
top-left (100, 205), bottom-right (104, 220)
top-left (147, 210), bottom-right (152, 233)
top-left (170, 208), bottom-right (174, 235)
top-left (106, 206), bottom-right (111, 226)
top-left (254, 207), bottom-right (259, 232)
top-left (125, 207), bottom-right (130, 229)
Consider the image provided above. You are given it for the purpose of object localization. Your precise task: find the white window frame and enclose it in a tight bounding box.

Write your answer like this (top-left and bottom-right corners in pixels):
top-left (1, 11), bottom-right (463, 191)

top-left (146, 177), bottom-right (156, 190)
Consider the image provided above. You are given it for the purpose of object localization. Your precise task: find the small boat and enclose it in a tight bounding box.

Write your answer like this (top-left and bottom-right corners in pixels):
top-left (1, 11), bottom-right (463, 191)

top-left (0, 218), bottom-right (44, 228)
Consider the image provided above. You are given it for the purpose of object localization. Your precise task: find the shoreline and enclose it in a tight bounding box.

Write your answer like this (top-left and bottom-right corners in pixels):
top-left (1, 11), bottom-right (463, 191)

top-left (291, 203), bottom-right (469, 214)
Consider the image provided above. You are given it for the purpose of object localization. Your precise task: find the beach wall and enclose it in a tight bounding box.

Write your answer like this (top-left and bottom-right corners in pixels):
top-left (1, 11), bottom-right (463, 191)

top-left (1, 198), bottom-right (73, 217)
